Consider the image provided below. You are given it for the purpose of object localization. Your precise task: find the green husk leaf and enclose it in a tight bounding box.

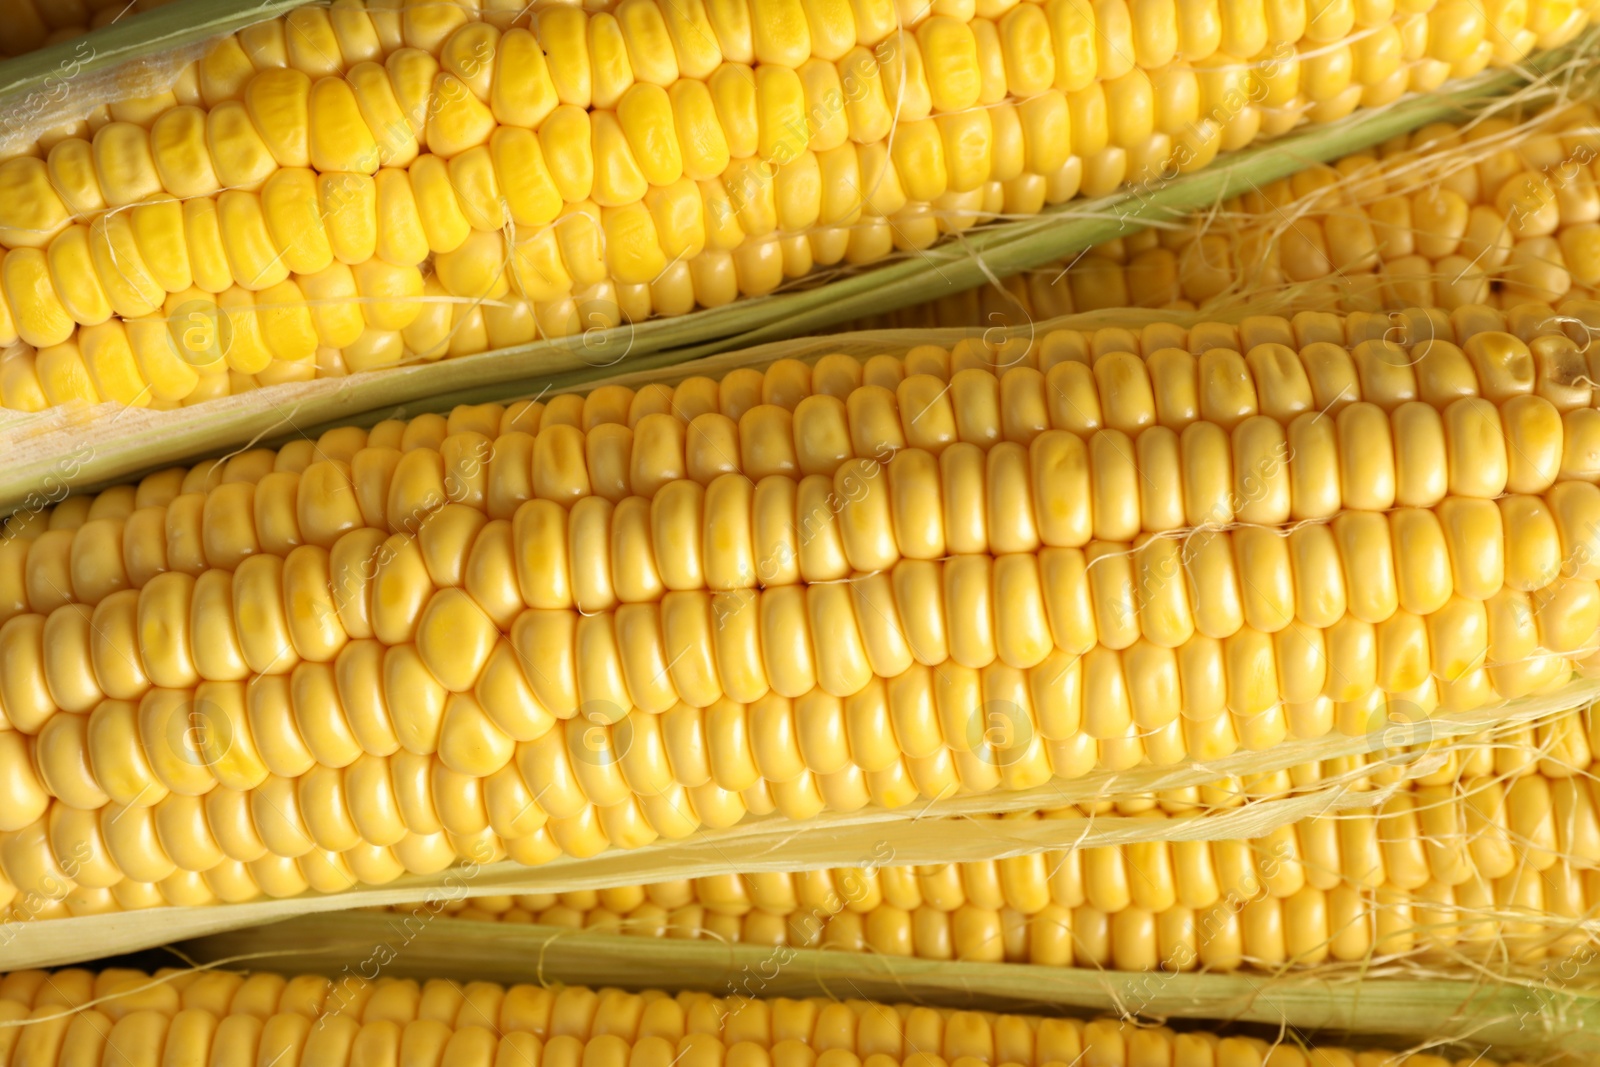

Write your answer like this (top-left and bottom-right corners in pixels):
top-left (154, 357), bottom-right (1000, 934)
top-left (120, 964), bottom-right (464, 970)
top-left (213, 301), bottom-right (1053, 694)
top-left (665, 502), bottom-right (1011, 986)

top-left (171, 912), bottom-right (1600, 1058)
top-left (6, 28), bottom-right (1597, 513)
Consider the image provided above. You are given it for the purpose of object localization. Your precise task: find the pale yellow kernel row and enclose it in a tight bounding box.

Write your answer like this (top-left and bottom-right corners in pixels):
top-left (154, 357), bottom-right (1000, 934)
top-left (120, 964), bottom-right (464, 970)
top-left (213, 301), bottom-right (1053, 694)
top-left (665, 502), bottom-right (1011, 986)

top-left (0, 967), bottom-right (1530, 1067)
top-left (2, 705), bottom-right (1592, 925)
top-left (855, 102), bottom-right (1600, 329)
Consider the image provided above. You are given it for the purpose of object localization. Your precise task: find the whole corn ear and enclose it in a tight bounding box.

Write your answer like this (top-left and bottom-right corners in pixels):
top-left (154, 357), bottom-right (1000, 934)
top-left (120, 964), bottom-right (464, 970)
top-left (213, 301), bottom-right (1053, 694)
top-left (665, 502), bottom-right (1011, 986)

top-left (2, 309), bottom-right (1600, 917)
top-left (852, 99), bottom-right (1600, 331)
top-left (4, 0), bottom-right (1599, 409)
top-left (0, 967), bottom-right (1538, 1067)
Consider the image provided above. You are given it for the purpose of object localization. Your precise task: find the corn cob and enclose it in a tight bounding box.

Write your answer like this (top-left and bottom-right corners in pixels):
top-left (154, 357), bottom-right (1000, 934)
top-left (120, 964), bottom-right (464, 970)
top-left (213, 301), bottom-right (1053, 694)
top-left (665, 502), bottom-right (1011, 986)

top-left (11, 295), bottom-right (1600, 536)
top-left (853, 100), bottom-right (1600, 330)
top-left (6, 313), bottom-right (1593, 755)
top-left (312, 708), bottom-right (1586, 974)
top-left (1, 309), bottom-right (1598, 919)
top-left (17, 85), bottom-right (1600, 412)
top-left (0, 967), bottom-right (1531, 1067)
top-left (400, 801), bottom-right (1600, 973)
top-left (3, 0), bottom-right (1597, 410)
top-left (395, 844), bottom-right (1600, 972)
top-left (0, 676), bottom-right (1515, 917)
top-left (335, 725), bottom-right (1588, 973)
top-left (9, 702), bottom-right (1590, 921)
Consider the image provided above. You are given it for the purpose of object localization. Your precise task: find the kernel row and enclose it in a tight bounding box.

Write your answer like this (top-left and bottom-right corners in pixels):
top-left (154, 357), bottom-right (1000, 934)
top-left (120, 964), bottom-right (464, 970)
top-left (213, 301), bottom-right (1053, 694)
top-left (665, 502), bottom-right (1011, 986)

top-left (4, 728), bottom-right (1593, 921)
top-left (425, 858), bottom-right (1600, 970)
top-left (0, 966), bottom-right (1529, 1067)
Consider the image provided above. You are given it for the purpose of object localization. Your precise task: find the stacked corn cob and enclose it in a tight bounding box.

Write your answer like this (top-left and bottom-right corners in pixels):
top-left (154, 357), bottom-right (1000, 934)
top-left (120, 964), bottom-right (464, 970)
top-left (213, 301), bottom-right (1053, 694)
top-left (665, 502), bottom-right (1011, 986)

top-left (1, 308), bottom-right (1598, 933)
top-left (3, 0), bottom-right (1598, 410)
top-left (853, 99), bottom-right (1600, 329)
top-left (0, 967), bottom-right (1538, 1067)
